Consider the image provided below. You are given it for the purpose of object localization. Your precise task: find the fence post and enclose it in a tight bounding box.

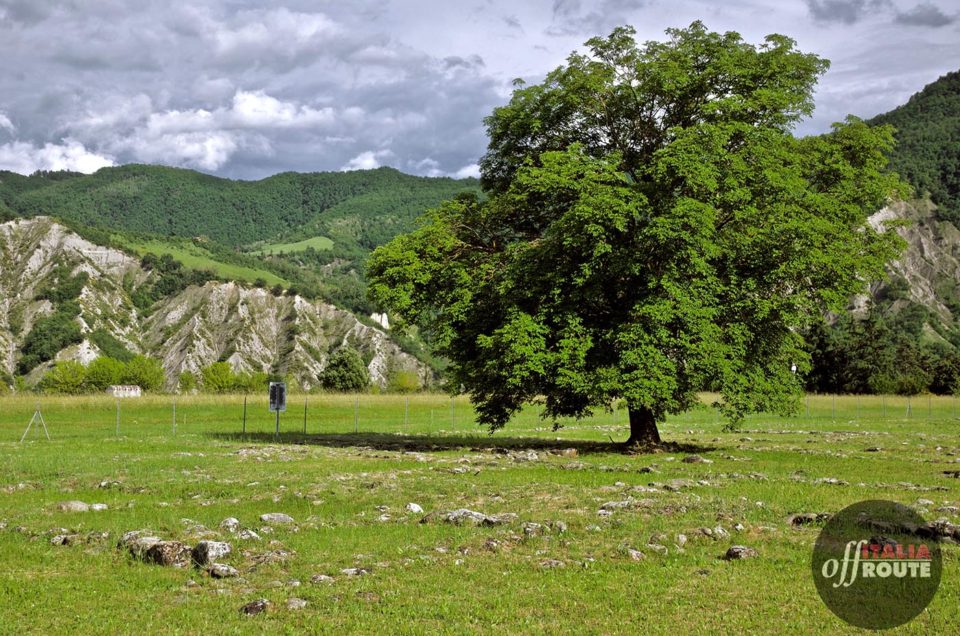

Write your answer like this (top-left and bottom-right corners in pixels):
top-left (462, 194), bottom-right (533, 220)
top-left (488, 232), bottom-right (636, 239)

top-left (906, 396), bottom-right (911, 419)
top-left (832, 394), bottom-right (836, 420)
top-left (115, 400), bottom-right (120, 436)
top-left (172, 398), bottom-right (177, 436)
top-left (354, 396), bottom-right (359, 434)
top-left (303, 397), bottom-right (308, 435)
top-left (882, 394), bottom-right (886, 420)
top-left (242, 396), bottom-right (247, 435)
top-left (450, 398), bottom-right (455, 430)
top-left (404, 396), bottom-right (409, 429)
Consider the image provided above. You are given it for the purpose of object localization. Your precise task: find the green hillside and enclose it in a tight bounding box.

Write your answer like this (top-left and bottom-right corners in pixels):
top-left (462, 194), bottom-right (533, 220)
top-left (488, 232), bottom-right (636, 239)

top-left (0, 164), bottom-right (479, 248)
top-left (253, 236), bottom-right (335, 256)
top-left (869, 70), bottom-right (960, 224)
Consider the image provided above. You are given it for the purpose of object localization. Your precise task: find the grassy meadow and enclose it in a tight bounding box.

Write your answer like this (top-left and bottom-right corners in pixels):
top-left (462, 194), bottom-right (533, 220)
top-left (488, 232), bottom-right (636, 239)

top-left (1, 393), bottom-right (958, 634)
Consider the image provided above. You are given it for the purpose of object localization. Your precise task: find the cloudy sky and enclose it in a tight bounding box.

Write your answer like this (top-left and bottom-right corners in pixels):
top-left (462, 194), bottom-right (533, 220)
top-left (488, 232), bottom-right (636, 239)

top-left (0, 0), bottom-right (957, 180)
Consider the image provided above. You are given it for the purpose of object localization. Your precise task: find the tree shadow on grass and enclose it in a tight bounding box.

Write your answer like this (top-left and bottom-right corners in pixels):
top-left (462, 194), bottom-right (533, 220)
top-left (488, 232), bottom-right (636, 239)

top-left (209, 430), bottom-right (715, 456)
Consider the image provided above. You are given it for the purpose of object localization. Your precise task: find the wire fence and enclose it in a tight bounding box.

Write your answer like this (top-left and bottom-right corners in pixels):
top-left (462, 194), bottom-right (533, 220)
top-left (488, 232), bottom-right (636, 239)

top-left (3, 392), bottom-right (960, 443)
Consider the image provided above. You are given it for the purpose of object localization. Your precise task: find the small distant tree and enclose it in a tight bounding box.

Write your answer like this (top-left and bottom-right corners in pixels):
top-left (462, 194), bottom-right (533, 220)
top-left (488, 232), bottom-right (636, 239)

top-left (178, 370), bottom-right (198, 393)
top-left (201, 362), bottom-right (236, 393)
top-left (387, 369), bottom-right (420, 394)
top-left (320, 348), bottom-right (370, 392)
top-left (121, 355), bottom-right (165, 391)
top-left (85, 356), bottom-right (125, 391)
top-left (39, 360), bottom-right (87, 394)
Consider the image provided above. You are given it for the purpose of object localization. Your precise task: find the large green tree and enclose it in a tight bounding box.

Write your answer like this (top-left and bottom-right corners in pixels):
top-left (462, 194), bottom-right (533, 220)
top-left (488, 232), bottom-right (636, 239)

top-left (368, 23), bottom-right (906, 445)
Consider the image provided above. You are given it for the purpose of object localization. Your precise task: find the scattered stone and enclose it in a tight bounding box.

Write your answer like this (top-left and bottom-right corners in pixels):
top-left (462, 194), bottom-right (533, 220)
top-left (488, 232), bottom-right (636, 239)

top-left (238, 529), bottom-right (261, 541)
top-left (220, 518), bottom-right (241, 533)
top-left (90, 504), bottom-right (108, 512)
top-left (551, 521), bottom-right (568, 534)
top-left (310, 574), bottom-right (335, 584)
top-left (675, 534), bottom-right (688, 548)
top-left (341, 567), bottom-right (370, 577)
top-left (432, 509), bottom-right (517, 527)
top-left (57, 501), bottom-right (90, 513)
top-left (646, 543), bottom-right (668, 556)
top-left (405, 503), bottom-right (424, 514)
top-left (638, 466), bottom-right (657, 474)
top-left (627, 549), bottom-right (646, 561)
top-left (240, 599), bottom-right (270, 616)
top-left (142, 541), bottom-right (192, 567)
top-left (558, 448), bottom-right (578, 458)
top-left (724, 545), bottom-right (758, 560)
top-left (788, 512), bottom-right (832, 527)
top-left (813, 477), bottom-right (849, 486)
top-left (50, 534), bottom-right (82, 546)
top-left (193, 540), bottom-right (232, 566)
top-left (916, 499), bottom-right (935, 507)
top-left (522, 522), bottom-right (545, 536)
top-left (259, 513), bottom-right (295, 524)
top-left (682, 455), bottom-right (713, 464)
top-left (734, 523), bottom-right (745, 532)
top-left (209, 563), bottom-right (239, 578)
top-left (865, 447), bottom-right (882, 452)
top-left (539, 559), bottom-right (565, 569)
top-left (512, 450), bottom-right (539, 463)
top-left (286, 598), bottom-right (308, 611)
top-left (600, 500), bottom-right (635, 511)
top-left (937, 506), bottom-right (959, 514)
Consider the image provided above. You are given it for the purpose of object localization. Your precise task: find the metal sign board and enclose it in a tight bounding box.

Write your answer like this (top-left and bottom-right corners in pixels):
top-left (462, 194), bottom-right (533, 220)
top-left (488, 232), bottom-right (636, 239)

top-left (269, 382), bottom-right (287, 413)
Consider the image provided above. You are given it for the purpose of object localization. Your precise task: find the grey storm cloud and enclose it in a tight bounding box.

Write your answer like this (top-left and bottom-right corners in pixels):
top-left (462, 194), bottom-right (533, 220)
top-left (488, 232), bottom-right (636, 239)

top-left (548, 0), bottom-right (647, 36)
top-left (895, 2), bottom-right (956, 27)
top-left (0, 1), bottom-right (956, 178)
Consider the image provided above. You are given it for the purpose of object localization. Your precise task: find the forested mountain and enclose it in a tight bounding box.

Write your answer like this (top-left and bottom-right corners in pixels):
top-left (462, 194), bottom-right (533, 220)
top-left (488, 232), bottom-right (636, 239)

top-left (804, 70), bottom-right (960, 395)
top-left (0, 165), bottom-right (479, 248)
top-left (869, 70), bottom-right (960, 224)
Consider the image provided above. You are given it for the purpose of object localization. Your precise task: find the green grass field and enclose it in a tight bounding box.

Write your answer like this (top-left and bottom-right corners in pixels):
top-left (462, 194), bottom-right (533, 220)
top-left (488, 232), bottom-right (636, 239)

top-left (252, 236), bottom-right (335, 256)
top-left (121, 239), bottom-right (289, 287)
top-left (1, 393), bottom-right (958, 634)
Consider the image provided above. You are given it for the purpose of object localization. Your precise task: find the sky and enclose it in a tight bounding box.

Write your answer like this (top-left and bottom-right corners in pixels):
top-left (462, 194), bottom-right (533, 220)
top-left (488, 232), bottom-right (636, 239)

top-left (0, 0), bottom-right (957, 180)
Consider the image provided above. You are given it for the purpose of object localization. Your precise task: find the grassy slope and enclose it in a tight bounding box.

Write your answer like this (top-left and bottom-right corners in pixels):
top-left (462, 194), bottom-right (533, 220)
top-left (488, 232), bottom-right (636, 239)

top-left (0, 393), bottom-right (957, 634)
top-left (118, 237), bottom-right (289, 287)
top-left (252, 236), bottom-right (335, 256)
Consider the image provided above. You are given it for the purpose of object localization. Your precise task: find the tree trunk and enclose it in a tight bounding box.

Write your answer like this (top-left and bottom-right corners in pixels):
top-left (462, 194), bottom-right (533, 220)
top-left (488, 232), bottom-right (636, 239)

top-left (626, 406), bottom-right (661, 446)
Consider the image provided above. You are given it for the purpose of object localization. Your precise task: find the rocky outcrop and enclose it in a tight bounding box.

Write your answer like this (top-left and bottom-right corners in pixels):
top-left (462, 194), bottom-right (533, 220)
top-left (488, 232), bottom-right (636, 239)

top-left (0, 217), bottom-right (429, 389)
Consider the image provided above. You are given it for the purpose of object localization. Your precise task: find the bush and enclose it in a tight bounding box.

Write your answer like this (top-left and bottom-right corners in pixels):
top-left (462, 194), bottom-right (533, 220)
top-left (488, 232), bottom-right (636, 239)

top-left (120, 355), bottom-right (165, 391)
top-left (85, 356), bottom-right (125, 391)
top-left (39, 360), bottom-right (87, 394)
top-left (320, 348), bottom-right (369, 392)
top-left (387, 369), bottom-right (420, 394)
top-left (201, 362), bottom-right (236, 393)
top-left (178, 370), bottom-right (198, 393)
top-left (17, 311), bottom-right (83, 374)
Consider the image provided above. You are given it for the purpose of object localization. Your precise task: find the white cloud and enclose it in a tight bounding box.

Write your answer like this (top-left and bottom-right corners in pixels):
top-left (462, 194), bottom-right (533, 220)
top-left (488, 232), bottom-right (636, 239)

top-left (229, 90), bottom-right (335, 128)
top-left (0, 139), bottom-right (114, 174)
top-left (341, 150), bottom-right (394, 171)
top-left (454, 163), bottom-right (481, 179)
top-left (0, 112), bottom-right (15, 135)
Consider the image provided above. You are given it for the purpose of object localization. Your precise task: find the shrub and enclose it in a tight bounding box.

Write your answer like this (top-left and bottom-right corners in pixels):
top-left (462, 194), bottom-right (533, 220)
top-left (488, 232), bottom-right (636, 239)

top-left (201, 362), bottom-right (236, 393)
top-left (120, 355), bottom-right (165, 391)
top-left (39, 360), bottom-right (87, 394)
top-left (320, 348), bottom-right (369, 392)
top-left (85, 356), bottom-right (125, 391)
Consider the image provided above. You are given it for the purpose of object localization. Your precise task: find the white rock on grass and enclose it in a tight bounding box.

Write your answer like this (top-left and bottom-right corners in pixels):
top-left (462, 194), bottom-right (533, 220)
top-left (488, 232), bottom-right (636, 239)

top-left (220, 517), bottom-right (241, 533)
top-left (259, 513), bottom-right (295, 524)
top-left (209, 563), bottom-right (239, 578)
top-left (192, 540), bottom-right (232, 565)
top-left (57, 501), bottom-right (90, 512)
top-left (90, 504), bottom-right (109, 512)
top-left (405, 503), bottom-right (424, 514)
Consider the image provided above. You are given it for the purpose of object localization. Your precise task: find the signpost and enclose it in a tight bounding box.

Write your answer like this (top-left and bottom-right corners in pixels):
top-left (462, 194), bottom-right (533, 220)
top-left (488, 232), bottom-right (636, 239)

top-left (269, 382), bottom-right (287, 439)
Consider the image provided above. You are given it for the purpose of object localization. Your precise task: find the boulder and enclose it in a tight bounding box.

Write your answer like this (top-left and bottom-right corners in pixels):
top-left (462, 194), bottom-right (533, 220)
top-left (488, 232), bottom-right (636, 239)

top-left (192, 540), bottom-right (232, 566)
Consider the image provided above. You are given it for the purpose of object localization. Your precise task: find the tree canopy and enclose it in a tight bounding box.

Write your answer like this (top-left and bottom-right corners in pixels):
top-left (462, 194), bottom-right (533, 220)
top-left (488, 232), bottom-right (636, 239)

top-left (368, 22), bottom-right (906, 444)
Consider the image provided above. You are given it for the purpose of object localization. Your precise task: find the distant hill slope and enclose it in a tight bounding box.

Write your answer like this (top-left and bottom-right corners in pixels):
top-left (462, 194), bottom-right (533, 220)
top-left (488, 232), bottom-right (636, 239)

top-left (0, 165), bottom-right (479, 248)
top-left (869, 70), bottom-right (960, 224)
